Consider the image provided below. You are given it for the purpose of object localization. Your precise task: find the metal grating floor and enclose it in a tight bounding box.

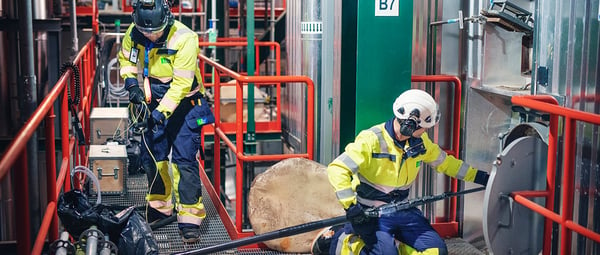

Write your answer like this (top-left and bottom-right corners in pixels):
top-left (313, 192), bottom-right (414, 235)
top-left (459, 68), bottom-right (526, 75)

top-left (96, 174), bottom-right (299, 254)
top-left (97, 174), bottom-right (485, 255)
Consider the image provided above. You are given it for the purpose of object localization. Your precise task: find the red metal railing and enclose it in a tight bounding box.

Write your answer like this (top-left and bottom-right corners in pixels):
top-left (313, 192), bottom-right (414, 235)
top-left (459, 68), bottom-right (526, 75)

top-left (511, 95), bottom-right (600, 255)
top-left (411, 75), bottom-right (462, 237)
top-left (197, 53), bottom-right (314, 242)
top-left (229, 0), bottom-right (286, 19)
top-left (0, 37), bottom-right (96, 255)
top-left (72, 0), bottom-right (99, 34)
top-left (198, 41), bottom-right (282, 135)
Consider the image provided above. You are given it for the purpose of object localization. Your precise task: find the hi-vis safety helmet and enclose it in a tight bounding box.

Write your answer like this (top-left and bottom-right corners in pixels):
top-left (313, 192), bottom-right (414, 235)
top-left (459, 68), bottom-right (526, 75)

top-left (132, 0), bottom-right (172, 33)
top-left (392, 89), bottom-right (440, 129)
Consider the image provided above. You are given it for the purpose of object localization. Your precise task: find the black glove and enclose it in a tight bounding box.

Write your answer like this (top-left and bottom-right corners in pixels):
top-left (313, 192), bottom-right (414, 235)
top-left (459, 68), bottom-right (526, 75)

top-left (346, 204), bottom-right (368, 225)
top-left (127, 86), bottom-right (145, 104)
top-left (151, 109), bottom-right (166, 125)
top-left (474, 170), bottom-right (490, 186)
top-left (346, 204), bottom-right (378, 245)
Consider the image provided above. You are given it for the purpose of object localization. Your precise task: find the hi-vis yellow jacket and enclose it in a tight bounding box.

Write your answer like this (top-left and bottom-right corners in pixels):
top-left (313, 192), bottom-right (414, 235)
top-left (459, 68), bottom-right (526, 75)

top-left (118, 20), bottom-right (204, 118)
top-left (327, 120), bottom-right (481, 209)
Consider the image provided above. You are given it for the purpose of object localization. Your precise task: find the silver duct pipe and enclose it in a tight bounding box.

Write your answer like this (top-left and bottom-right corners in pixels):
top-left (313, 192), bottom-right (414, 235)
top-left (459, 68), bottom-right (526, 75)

top-left (33, 0), bottom-right (48, 97)
top-left (33, 0), bottom-right (48, 19)
top-left (301, 0), bottom-right (321, 161)
top-left (284, 0), bottom-right (325, 162)
top-left (69, 0), bottom-right (78, 54)
top-left (18, 0), bottom-right (41, 243)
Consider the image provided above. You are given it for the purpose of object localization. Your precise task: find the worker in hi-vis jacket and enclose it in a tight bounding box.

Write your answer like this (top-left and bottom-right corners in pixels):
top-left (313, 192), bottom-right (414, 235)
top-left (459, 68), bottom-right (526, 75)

top-left (312, 89), bottom-right (489, 255)
top-left (118, 0), bottom-right (214, 243)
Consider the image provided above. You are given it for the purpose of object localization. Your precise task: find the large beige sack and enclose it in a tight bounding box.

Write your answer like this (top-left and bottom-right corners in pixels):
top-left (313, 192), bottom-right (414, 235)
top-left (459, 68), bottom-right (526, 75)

top-left (248, 158), bottom-right (345, 253)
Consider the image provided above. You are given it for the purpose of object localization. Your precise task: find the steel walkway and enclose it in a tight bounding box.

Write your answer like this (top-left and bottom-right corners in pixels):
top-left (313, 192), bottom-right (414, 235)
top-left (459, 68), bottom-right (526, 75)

top-left (97, 174), bottom-right (485, 255)
top-left (97, 174), bottom-right (292, 254)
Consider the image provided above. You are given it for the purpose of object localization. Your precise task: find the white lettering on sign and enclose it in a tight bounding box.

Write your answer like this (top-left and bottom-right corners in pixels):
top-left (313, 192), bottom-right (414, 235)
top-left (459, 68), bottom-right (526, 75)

top-left (375, 0), bottom-right (398, 16)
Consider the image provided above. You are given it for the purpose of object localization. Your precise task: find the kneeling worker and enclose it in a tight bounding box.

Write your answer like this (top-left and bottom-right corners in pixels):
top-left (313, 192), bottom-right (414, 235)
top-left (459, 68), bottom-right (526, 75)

top-left (312, 89), bottom-right (489, 255)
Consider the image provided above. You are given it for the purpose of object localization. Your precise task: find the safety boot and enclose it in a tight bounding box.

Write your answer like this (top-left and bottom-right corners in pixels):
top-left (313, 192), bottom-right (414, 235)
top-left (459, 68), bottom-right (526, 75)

top-left (311, 224), bottom-right (344, 255)
top-left (179, 223), bottom-right (201, 243)
top-left (146, 207), bottom-right (170, 225)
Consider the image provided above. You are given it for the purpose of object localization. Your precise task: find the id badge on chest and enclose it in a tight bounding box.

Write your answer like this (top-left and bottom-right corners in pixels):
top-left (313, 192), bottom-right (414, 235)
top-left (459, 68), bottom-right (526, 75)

top-left (129, 47), bottom-right (139, 64)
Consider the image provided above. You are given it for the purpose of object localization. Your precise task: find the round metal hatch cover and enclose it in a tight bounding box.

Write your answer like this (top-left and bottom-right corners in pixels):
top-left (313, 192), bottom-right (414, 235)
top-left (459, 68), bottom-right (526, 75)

top-left (483, 136), bottom-right (547, 255)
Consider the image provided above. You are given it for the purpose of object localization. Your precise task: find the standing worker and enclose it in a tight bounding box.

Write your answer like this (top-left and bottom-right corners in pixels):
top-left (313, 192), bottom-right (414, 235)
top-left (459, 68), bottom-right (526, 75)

top-left (118, 0), bottom-right (214, 243)
top-left (312, 89), bottom-right (489, 255)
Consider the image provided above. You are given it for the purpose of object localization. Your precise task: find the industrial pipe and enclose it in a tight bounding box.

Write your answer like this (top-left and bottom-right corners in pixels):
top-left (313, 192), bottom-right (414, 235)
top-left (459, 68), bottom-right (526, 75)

top-left (17, 0), bottom-right (39, 247)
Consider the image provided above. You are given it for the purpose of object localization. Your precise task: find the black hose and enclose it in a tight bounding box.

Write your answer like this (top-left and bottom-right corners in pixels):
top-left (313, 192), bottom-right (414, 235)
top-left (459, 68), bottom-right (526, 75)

top-left (172, 216), bottom-right (348, 255)
top-left (59, 62), bottom-right (81, 106)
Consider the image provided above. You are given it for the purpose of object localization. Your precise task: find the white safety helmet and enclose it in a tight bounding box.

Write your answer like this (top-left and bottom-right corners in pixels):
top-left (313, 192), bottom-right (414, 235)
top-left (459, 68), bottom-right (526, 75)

top-left (392, 89), bottom-right (440, 129)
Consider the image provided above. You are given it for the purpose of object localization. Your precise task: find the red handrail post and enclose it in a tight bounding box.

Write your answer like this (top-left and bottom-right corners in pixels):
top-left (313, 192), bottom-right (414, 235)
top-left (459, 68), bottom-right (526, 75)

top-left (235, 79), bottom-right (244, 234)
top-left (510, 95), bottom-right (600, 254)
top-left (411, 75), bottom-right (462, 228)
top-left (15, 152), bottom-right (31, 254)
top-left (45, 107), bottom-right (59, 242)
top-left (213, 70), bottom-right (222, 200)
top-left (197, 53), bottom-right (315, 240)
top-left (61, 83), bottom-right (72, 192)
top-left (560, 117), bottom-right (576, 254)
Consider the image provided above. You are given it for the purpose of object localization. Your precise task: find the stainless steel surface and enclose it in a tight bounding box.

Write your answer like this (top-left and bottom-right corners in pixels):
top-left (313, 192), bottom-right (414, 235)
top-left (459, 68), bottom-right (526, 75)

top-left (533, 1), bottom-right (600, 252)
top-left (283, 0), bottom-right (322, 157)
top-left (462, 87), bottom-right (514, 248)
top-left (411, 0), bottom-right (431, 76)
top-left (32, 0), bottom-right (47, 19)
top-left (283, 0), bottom-right (303, 152)
top-left (481, 25), bottom-right (530, 90)
top-left (412, 1), bottom-right (476, 224)
top-left (301, 0), bottom-right (322, 161)
top-left (69, 0), bottom-right (79, 54)
top-left (320, 0), bottom-right (341, 164)
top-left (483, 135), bottom-right (546, 255)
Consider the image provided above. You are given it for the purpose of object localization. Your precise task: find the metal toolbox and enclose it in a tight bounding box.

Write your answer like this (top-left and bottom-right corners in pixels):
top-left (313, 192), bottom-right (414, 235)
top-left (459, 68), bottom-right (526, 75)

top-left (90, 107), bottom-right (129, 145)
top-left (88, 144), bottom-right (128, 195)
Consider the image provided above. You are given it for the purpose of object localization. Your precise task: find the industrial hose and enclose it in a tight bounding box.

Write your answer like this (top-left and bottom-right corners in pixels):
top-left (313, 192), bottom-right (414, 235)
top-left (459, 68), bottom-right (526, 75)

top-left (59, 62), bottom-right (81, 105)
top-left (71, 165), bottom-right (102, 205)
top-left (59, 62), bottom-right (86, 145)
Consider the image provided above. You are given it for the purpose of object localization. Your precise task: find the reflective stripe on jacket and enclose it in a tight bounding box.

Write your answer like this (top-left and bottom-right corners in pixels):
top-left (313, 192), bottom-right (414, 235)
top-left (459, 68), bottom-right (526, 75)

top-left (118, 20), bottom-right (205, 118)
top-left (327, 119), bottom-right (479, 209)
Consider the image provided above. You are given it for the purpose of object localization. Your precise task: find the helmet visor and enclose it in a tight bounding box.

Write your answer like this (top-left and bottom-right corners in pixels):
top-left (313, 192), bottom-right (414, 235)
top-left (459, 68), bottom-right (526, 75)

top-left (135, 22), bottom-right (167, 34)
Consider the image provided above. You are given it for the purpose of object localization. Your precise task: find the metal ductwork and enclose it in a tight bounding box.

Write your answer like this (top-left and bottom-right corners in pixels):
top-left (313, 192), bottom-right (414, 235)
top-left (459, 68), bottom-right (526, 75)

top-left (284, 0), bottom-right (323, 161)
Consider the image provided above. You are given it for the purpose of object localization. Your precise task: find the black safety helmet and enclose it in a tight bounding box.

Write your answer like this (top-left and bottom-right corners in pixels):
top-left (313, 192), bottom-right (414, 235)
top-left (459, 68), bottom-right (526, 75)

top-left (132, 0), bottom-right (172, 33)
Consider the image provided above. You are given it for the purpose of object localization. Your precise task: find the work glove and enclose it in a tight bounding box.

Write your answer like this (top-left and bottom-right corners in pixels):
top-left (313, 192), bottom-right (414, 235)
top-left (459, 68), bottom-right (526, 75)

top-left (127, 86), bottom-right (145, 105)
top-left (151, 109), bottom-right (166, 126)
top-left (346, 203), bottom-right (378, 246)
top-left (346, 204), bottom-right (369, 225)
top-left (474, 170), bottom-right (490, 187)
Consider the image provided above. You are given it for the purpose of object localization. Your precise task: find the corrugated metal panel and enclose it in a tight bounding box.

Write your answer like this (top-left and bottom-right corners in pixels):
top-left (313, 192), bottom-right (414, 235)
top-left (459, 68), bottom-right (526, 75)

top-left (283, 0), bottom-right (305, 152)
top-left (535, 0), bottom-right (600, 253)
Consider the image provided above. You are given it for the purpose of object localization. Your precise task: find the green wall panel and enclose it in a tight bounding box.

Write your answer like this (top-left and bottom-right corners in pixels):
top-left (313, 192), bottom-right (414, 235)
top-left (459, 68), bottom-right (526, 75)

top-left (354, 0), bottom-right (413, 133)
